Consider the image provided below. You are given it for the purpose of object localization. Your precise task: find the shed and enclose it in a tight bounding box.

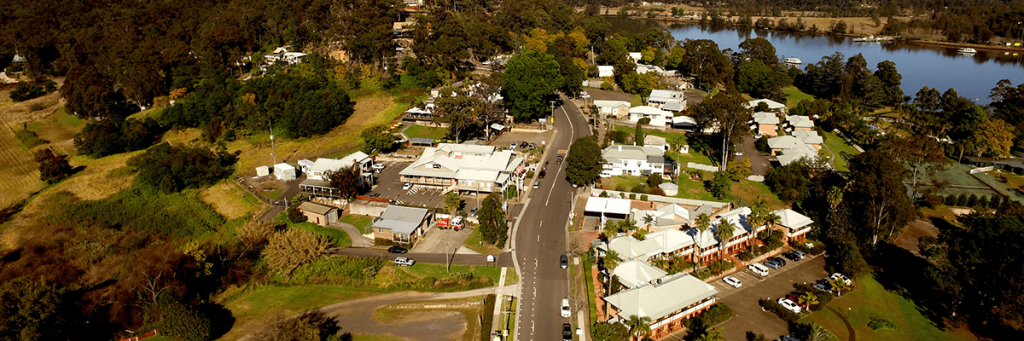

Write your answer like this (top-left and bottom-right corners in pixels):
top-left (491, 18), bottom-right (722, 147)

top-left (275, 163), bottom-right (297, 181)
top-left (256, 166), bottom-right (270, 177)
top-left (598, 65), bottom-right (615, 78)
top-left (658, 183), bottom-right (679, 196)
top-left (411, 137), bottom-right (435, 146)
top-left (298, 159), bottom-right (315, 173)
top-left (297, 202), bottom-right (338, 226)
top-left (584, 197), bottom-right (632, 219)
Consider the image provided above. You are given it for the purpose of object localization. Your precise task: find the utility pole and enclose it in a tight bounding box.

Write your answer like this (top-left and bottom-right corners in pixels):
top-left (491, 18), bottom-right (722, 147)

top-left (269, 117), bottom-right (277, 166)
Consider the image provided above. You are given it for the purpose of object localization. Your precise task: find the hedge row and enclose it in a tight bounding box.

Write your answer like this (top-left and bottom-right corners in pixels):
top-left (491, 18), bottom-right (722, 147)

top-left (690, 303), bottom-right (733, 331)
top-left (937, 193), bottom-right (1003, 209)
top-left (794, 283), bottom-right (833, 307)
top-left (758, 298), bottom-right (801, 322)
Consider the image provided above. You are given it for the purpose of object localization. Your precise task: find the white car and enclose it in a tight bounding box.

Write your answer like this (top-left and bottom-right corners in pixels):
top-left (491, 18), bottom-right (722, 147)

top-left (394, 257), bottom-right (415, 267)
top-left (372, 163), bottom-right (386, 170)
top-left (561, 298), bottom-right (571, 317)
top-left (722, 276), bottom-right (742, 288)
top-left (402, 182), bottom-right (412, 190)
top-left (777, 298), bottom-right (802, 314)
top-left (509, 142), bottom-right (518, 149)
top-left (830, 272), bottom-right (852, 286)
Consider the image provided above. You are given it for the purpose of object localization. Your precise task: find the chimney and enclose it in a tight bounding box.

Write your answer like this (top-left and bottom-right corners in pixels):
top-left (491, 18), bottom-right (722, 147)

top-left (618, 145), bottom-right (622, 151)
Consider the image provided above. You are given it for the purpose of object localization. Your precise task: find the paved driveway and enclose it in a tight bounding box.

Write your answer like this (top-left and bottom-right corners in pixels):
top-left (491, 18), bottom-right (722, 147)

top-left (412, 226), bottom-right (475, 254)
top-left (737, 136), bottom-right (771, 176)
top-left (369, 161), bottom-right (448, 208)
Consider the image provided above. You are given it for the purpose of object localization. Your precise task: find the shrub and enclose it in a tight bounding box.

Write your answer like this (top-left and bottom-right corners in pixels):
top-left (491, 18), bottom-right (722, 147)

top-left (943, 195), bottom-right (956, 206)
top-left (9, 83), bottom-right (46, 102)
top-left (480, 295), bottom-right (496, 341)
top-left (758, 298), bottom-right (800, 322)
top-left (868, 318), bottom-right (897, 331)
top-left (640, 195), bottom-right (648, 201)
top-left (690, 303), bottom-right (733, 331)
top-left (793, 240), bottom-right (826, 256)
top-left (923, 194), bottom-right (943, 208)
top-left (646, 173), bottom-right (663, 187)
top-left (737, 250), bottom-right (755, 261)
top-left (990, 196), bottom-right (1002, 208)
top-left (757, 230), bottom-right (784, 250)
top-left (976, 196), bottom-right (989, 209)
top-left (287, 206), bottom-right (307, 223)
top-left (649, 187), bottom-right (665, 196)
top-left (630, 184), bottom-right (647, 193)
top-left (526, 171), bottom-right (535, 178)
top-left (629, 193), bottom-right (636, 199)
top-left (956, 193), bottom-right (968, 207)
top-left (600, 191), bottom-right (609, 197)
top-left (15, 129), bottom-right (47, 148)
top-left (794, 283), bottom-right (833, 307)
top-left (966, 194), bottom-right (978, 207)
top-left (161, 301), bottom-right (212, 341)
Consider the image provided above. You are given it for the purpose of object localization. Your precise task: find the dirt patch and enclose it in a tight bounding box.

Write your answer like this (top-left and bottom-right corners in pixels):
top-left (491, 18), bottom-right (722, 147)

top-left (584, 88), bottom-right (633, 103)
top-left (0, 122), bottom-right (41, 205)
top-left (894, 219), bottom-right (939, 258)
top-left (202, 181), bottom-right (265, 220)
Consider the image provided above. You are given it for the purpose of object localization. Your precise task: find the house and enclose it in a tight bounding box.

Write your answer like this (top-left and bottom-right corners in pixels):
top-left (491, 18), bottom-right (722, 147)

top-left (772, 208), bottom-right (814, 241)
top-left (298, 159), bottom-right (315, 173)
top-left (297, 202), bottom-right (338, 226)
top-left (274, 163), bottom-right (297, 181)
top-left (745, 98), bottom-right (787, 114)
top-left (628, 52), bottom-right (643, 64)
top-left (792, 130), bottom-right (823, 150)
top-left (751, 112), bottom-right (780, 136)
top-left (786, 115), bottom-right (815, 132)
top-left (300, 152), bottom-right (375, 198)
top-left (636, 64), bottom-right (677, 77)
top-left (632, 204), bottom-right (692, 230)
top-left (628, 106), bottom-right (672, 127)
top-left (767, 132), bottom-right (821, 166)
top-left (646, 90), bottom-right (686, 112)
top-left (600, 144), bottom-right (668, 177)
top-left (598, 65), bottom-right (615, 78)
top-left (372, 205), bottom-right (433, 245)
top-left (593, 100), bottom-right (631, 119)
top-left (710, 207), bottom-right (767, 257)
top-left (281, 52), bottom-right (307, 64)
top-left (603, 273), bottom-right (718, 340)
top-left (612, 260), bottom-right (668, 288)
top-left (609, 228), bottom-right (698, 261)
top-left (671, 115), bottom-right (697, 129)
top-left (399, 143), bottom-right (525, 193)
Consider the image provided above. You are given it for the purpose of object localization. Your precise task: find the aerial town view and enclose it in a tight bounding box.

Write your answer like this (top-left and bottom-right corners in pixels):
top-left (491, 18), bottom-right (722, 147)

top-left (1, 0), bottom-right (1023, 340)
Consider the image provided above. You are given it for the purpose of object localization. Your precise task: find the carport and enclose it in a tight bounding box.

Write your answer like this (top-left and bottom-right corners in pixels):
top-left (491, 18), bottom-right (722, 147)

top-left (410, 137), bottom-right (434, 147)
top-left (300, 179), bottom-right (339, 198)
top-left (584, 197), bottom-right (631, 220)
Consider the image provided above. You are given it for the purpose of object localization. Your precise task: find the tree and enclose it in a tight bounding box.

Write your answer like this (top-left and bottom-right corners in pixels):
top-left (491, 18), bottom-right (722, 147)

top-left (690, 91), bottom-right (752, 170)
top-left (694, 213), bottom-right (712, 265)
top-left (804, 323), bottom-right (838, 341)
top-left (845, 151), bottom-right (915, 244)
top-left (504, 49), bottom-right (562, 121)
top-left (716, 218), bottom-right (736, 261)
top-left (0, 276), bottom-right (65, 340)
top-left (360, 125), bottom-right (396, 154)
top-left (127, 142), bottom-right (237, 193)
top-left (477, 192), bottom-right (508, 246)
top-left (634, 120), bottom-right (645, 146)
top-left (237, 219), bottom-right (275, 254)
top-left (883, 134), bottom-right (947, 200)
top-left (161, 301), bottom-right (212, 341)
top-left (735, 60), bottom-right (785, 100)
top-left (738, 37), bottom-right (777, 66)
top-left (335, 0), bottom-right (403, 67)
top-left (603, 250), bottom-right (622, 271)
top-left (34, 148), bottom-right (72, 184)
top-left (798, 291), bottom-right (820, 310)
top-left (990, 79), bottom-right (1024, 144)
top-left (626, 315), bottom-right (652, 340)
top-left (262, 229), bottom-right (331, 275)
top-left (325, 164), bottom-right (363, 201)
top-left (432, 88), bottom-right (481, 143)
top-left (696, 328), bottom-right (726, 341)
top-left (705, 170), bottom-right (732, 200)
top-left (444, 192), bottom-right (462, 216)
top-left (250, 311), bottom-right (344, 341)
top-left (565, 136), bottom-right (603, 186)
top-left (591, 322), bottom-right (630, 341)
top-left (679, 39), bottom-right (733, 90)
top-left (972, 118), bottom-right (1015, 157)
top-left (874, 61), bottom-right (904, 106)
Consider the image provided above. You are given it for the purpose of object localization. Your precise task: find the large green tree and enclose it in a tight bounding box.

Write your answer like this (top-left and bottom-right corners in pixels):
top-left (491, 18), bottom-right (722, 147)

top-left (678, 39), bottom-right (733, 90)
top-left (844, 151), bottom-right (915, 244)
top-left (34, 148), bottom-right (73, 184)
top-left (504, 49), bottom-right (562, 121)
top-left (433, 87), bottom-right (482, 143)
top-left (565, 136), bottom-right (603, 186)
top-left (690, 91), bottom-right (752, 170)
top-left (0, 276), bottom-right (65, 340)
top-left (477, 192), bottom-right (508, 246)
top-left (738, 37), bottom-right (777, 66)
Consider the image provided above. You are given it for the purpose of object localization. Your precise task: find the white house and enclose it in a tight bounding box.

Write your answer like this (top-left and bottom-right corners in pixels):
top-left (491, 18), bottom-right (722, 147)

top-left (786, 115), bottom-right (815, 132)
top-left (647, 90), bottom-right (686, 113)
top-left (751, 111), bottom-right (780, 137)
top-left (400, 143), bottom-right (524, 193)
top-left (603, 273), bottom-right (718, 339)
top-left (306, 152), bottom-right (373, 181)
top-left (600, 144), bottom-right (667, 177)
top-left (745, 98), bottom-right (787, 114)
top-left (274, 163), bottom-right (297, 181)
top-left (594, 100), bottom-right (631, 119)
top-left (598, 65), bottom-right (615, 78)
top-left (628, 52), bottom-right (643, 64)
top-left (628, 106), bottom-right (672, 127)
top-left (772, 208), bottom-right (814, 241)
top-left (767, 135), bottom-right (818, 166)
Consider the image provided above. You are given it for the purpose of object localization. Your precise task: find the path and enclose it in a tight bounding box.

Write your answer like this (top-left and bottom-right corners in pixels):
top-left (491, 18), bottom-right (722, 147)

top-left (330, 221), bottom-right (373, 248)
top-left (237, 287), bottom-right (498, 341)
top-left (827, 306), bottom-right (857, 341)
top-left (821, 143), bottom-right (840, 169)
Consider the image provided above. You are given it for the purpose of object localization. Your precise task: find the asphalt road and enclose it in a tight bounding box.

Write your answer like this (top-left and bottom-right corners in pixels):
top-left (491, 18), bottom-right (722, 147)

top-left (330, 247), bottom-right (514, 267)
top-left (513, 95), bottom-right (592, 341)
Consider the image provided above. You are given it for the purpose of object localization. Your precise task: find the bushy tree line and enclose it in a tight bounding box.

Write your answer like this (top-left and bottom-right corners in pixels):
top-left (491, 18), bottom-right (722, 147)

top-left (74, 117), bottom-right (162, 158)
top-left (127, 142), bottom-right (238, 193)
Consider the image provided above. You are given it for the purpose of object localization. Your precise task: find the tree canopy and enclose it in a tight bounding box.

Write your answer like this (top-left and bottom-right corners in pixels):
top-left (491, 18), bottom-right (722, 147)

top-left (504, 49), bottom-right (562, 122)
top-left (477, 192), bottom-right (508, 246)
top-left (127, 142), bottom-right (238, 193)
top-left (565, 136), bottom-right (603, 186)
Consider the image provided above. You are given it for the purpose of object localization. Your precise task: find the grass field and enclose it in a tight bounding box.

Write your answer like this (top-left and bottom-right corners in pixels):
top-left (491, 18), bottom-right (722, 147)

top-left (397, 263), bottom-right (502, 284)
top-left (672, 150), bottom-right (716, 166)
top-left (730, 180), bottom-right (786, 209)
top-left (464, 226), bottom-right (502, 256)
top-left (783, 86), bottom-right (815, 108)
top-left (404, 124), bottom-right (448, 140)
top-left (800, 275), bottom-right (978, 341)
top-left (340, 214), bottom-right (375, 235)
top-left (353, 335), bottom-right (412, 341)
top-left (372, 297), bottom-right (485, 341)
top-left (504, 268), bottom-right (518, 285)
top-left (675, 170), bottom-right (722, 201)
top-left (220, 285), bottom-right (387, 340)
top-left (0, 124), bottom-right (41, 205)
top-left (821, 131), bottom-right (861, 173)
top-left (604, 175), bottom-right (649, 192)
top-left (201, 180), bottom-right (264, 219)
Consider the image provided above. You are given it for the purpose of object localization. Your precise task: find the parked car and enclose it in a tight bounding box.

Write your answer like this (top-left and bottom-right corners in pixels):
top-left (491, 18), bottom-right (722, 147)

top-left (769, 257), bottom-right (787, 267)
top-left (560, 254), bottom-right (569, 269)
top-left (813, 280), bottom-right (833, 293)
top-left (369, 193), bottom-right (382, 198)
top-left (394, 257), bottom-right (415, 267)
top-left (529, 143), bottom-right (537, 149)
top-left (561, 298), bottom-right (571, 317)
top-left (509, 142), bottom-right (518, 149)
top-left (779, 335), bottom-right (799, 341)
top-left (372, 163), bottom-right (386, 170)
top-left (534, 181), bottom-right (541, 189)
top-left (468, 207), bottom-right (479, 217)
top-left (556, 155), bottom-right (564, 164)
top-left (831, 272), bottom-right (852, 286)
top-left (388, 246), bottom-right (408, 254)
top-left (748, 263), bottom-right (769, 276)
top-left (538, 170), bottom-right (546, 179)
top-left (402, 182), bottom-right (412, 190)
top-left (791, 250), bottom-right (806, 259)
top-left (562, 323), bottom-right (573, 341)
top-left (764, 259), bottom-right (782, 269)
top-left (722, 276), bottom-right (742, 288)
top-left (782, 251), bottom-right (801, 262)
top-left (777, 298), bottom-right (802, 314)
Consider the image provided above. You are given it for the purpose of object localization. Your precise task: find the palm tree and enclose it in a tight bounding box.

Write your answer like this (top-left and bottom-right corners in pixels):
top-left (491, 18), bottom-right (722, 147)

top-left (695, 328), bottom-right (725, 341)
top-left (641, 213), bottom-right (654, 228)
top-left (693, 213), bottom-right (711, 266)
top-left (831, 278), bottom-right (851, 296)
top-left (798, 291), bottom-right (820, 310)
top-left (716, 218), bottom-right (736, 262)
top-left (626, 315), bottom-right (652, 341)
top-left (604, 250), bottom-right (622, 271)
top-left (806, 323), bottom-right (835, 341)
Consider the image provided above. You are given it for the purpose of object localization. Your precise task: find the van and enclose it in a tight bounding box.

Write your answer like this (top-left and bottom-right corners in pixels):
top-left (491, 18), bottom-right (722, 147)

top-left (748, 263), bottom-right (769, 276)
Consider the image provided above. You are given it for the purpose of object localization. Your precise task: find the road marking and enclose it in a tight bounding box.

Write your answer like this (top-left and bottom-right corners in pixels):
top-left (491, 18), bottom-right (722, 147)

top-left (539, 221), bottom-right (543, 227)
top-left (537, 235), bottom-right (540, 242)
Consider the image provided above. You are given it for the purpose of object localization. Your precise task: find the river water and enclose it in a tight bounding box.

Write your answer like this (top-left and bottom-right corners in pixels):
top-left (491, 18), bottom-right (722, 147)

top-left (608, 17), bottom-right (1023, 105)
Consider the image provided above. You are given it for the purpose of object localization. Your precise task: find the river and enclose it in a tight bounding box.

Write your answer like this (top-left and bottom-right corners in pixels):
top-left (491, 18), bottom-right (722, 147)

top-left (608, 17), bottom-right (1023, 105)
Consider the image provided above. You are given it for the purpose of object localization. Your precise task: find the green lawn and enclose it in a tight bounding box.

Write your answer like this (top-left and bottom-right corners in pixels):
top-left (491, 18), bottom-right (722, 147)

top-left (221, 285), bottom-right (386, 340)
top-left (800, 275), bottom-right (977, 341)
top-left (404, 124), bottom-right (449, 140)
top-left (464, 226), bottom-right (503, 255)
top-left (783, 86), bottom-right (815, 108)
top-left (504, 268), bottom-right (519, 285)
top-left (671, 150), bottom-right (715, 167)
top-left (276, 212), bottom-right (352, 247)
top-left (398, 263), bottom-right (502, 284)
top-left (583, 256), bottom-right (598, 324)
top-left (731, 180), bottom-right (785, 209)
top-left (605, 175), bottom-right (649, 192)
top-left (353, 334), bottom-right (409, 341)
top-left (674, 171), bottom-right (722, 201)
top-left (822, 131), bottom-right (861, 173)
top-left (340, 214), bottom-right (374, 235)
top-left (630, 93), bottom-right (643, 107)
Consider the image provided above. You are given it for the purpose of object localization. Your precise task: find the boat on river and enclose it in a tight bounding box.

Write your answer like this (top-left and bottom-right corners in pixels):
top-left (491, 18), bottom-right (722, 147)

top-left (783, 57), bottom-right (802, 65)
top-left (958, 47), bottom-right (978, 54)
top-left (853, 36), bottom-right (878, 42)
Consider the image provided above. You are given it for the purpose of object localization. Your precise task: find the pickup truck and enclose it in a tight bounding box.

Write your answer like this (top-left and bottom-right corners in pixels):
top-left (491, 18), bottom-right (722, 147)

top-left (394, 257), bottom-right (415, 267)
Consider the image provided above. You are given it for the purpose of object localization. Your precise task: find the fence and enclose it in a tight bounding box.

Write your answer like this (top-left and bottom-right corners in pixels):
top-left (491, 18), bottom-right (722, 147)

top-left (234, 177), bottom-right (278, 205)
top-left (686, 162), bottom-right (719, 172)
top-left (970, 166), bottom-right (995, 174)
top-left (117, 330), bottom-right (159, 341)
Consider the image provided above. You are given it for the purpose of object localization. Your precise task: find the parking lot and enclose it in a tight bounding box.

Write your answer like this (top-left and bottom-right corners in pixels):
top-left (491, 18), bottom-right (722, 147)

top-left (490, 130), bottom-right (553, 154)
top-left (665, 254), bottom-right (829, 341)
top-left (367, 161), bottom-right (526, 215)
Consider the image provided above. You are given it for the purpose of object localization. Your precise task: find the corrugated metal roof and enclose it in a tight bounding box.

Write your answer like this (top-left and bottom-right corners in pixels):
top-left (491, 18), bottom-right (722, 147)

top-left (603, 274), bottom-right (717, 320)
top-left (298, 202), bottom-right (335, 215)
